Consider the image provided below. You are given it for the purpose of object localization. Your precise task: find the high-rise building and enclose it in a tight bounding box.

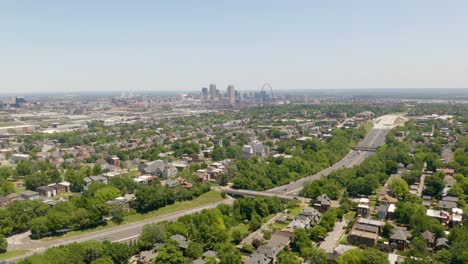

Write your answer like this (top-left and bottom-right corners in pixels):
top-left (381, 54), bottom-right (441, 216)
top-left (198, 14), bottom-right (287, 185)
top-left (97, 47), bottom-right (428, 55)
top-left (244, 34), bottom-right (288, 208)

top-left (227, 85), bottom-right (235, 105)
top-left (209, 84), bottom-right (217, 101)
top-left (201, 87), bottom-right (208, 102)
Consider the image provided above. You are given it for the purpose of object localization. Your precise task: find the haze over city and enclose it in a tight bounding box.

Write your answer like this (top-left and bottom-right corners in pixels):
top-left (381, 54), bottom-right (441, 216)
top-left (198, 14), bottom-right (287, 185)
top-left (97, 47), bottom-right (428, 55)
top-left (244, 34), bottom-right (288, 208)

top-left (2, 0), bottom-right (468, 93)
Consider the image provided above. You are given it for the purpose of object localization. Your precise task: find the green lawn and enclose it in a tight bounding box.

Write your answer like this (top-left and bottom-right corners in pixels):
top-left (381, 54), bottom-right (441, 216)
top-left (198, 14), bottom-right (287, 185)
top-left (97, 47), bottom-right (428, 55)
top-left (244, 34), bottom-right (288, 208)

top-left (362, 121), bottom-right (374, 134)
top-left (344, 211), bottom-right (356, 221)
top-left (229, 223), bottom-right (250, 241)
top-left (288, 206), bottom-right (302, 216)
top-left (41, 190), bottom-right (225, 241)
top-left (0, 250), bottom-right (30, 261)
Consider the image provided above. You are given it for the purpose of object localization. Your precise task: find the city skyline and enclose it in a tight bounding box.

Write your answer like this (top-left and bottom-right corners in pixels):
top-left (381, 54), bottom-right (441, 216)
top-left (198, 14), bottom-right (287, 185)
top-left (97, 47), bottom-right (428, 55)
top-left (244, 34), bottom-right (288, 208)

top-left (2, 0), bottom-right (468, 93)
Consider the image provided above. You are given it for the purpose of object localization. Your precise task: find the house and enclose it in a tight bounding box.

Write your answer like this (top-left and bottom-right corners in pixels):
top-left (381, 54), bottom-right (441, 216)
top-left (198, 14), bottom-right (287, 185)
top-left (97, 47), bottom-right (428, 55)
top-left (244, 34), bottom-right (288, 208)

top-left (192, 259), bottom-right (206, 264)
top-left (390, 227), bottom-right (409, 250)
top-left (421, 230), bottom-right (435, 249)
top-left (134, 175), bottom-right (156, 185)
top-left (245, 252), bottom-right (271, 264)
top-left (139, 160), bottom-right (177, 179)
top-left (314, 194), bottom-right (331, 213)
top-left (347, 218), bottom-right (382, 247)
top-left (435, 238), bottom-right (450, 251)
top-left (170, 234), bottom-right (189, 250)
top-left (387, 203), bottom-right (396, 220)
top-left (37, 186), bottom-right (56, 198)
top-left (378, 193), bottom-right (398, 205)
top-left (49, 182), bottom-right (70, 195)
top-left (330, 245), bottom-right (358, 263)
top-left (357, 198), bottom-right (370, 217)
top-left (107, 156), bottom-right (120, 166)
top-left (451, 208), bottom-right (463, 226)
top-left (202, 250), bottom-right (218, 259)
top-left (129, 249), bottom-right (158, 264)
top-left (377, 204), bottom-right (389, 220)
top-left (438, 196), bottom-right (458, 210)
top-left (422, 196), bottom-right (432, 207)
top-left (426, 209), bottom-right (449, 225)
top-left (297, 207), bottom-right (321, 225)
top-left (20, 190), bottom-right (40, 200)
top-left (83, 175), bottom-right (108, 190)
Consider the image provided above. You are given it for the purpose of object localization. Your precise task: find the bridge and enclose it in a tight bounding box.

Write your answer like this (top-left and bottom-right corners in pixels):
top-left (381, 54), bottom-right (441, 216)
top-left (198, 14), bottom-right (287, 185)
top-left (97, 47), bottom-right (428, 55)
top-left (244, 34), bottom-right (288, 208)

top-left (351, 146), bottom-right (377, 152)
top-left (222, 188), bottom-right (310, 202)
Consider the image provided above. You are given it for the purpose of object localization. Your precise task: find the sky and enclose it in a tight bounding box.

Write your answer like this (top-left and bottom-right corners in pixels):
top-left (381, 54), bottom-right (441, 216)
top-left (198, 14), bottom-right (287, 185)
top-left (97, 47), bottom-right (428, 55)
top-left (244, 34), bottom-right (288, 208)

top-left (1, 0), bottom-right (468, 93)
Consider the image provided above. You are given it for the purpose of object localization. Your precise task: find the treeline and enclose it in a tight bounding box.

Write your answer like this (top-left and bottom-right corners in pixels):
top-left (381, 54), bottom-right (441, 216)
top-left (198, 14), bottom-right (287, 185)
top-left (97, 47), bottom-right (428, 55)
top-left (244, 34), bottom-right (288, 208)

top-left (0, 178), bottom-right (211, 239)
top-left (233, 127), bottom-right (366, 190)
top-left (19, 240), bottom-right (138, 264)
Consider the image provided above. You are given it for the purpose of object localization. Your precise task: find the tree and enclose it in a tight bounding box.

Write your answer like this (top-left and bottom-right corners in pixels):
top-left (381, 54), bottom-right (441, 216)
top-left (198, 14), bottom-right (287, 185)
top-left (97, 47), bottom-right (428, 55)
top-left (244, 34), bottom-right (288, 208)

top-left (139, 223), bottom-right (167, 250)
top-left (0, 233), bottom-right (7, 253)
top-left (103, 241), bottom-right (136, 264)
top-left (424, 174), bottom-right (445, 197)
top-left (388, 177), bottom-right (409, 198)
top-left (338, 248), bottom-right (387, 264)
top-left (277, 250), bottom-right (301, 264)
top-left (249, 214), bottom-right (262, 231)
top-left (186, 241), bottom-right (203, 259)
top-left (302, 246), bottom-right (327, 264)
top-left (216, 243), bottom-right (241, 264)
top-left (308, 225), bottom-right (327, 242)
top-left (291, 229), bottom-right (312, 255)
top-left (90, 257), bottom-right (113, 264)
top-left (231, 229), bottom-right (244, 244)
top-left (16, 161), bottom-right (32, 176)
top-left (154, 241), bottom-right (185, 264)
top-left (91, 164), bottom-right (102, 176)
top-left (94, 186), bottom-right (121, 202)
top-left (0, 209), bottom-right (13, 235)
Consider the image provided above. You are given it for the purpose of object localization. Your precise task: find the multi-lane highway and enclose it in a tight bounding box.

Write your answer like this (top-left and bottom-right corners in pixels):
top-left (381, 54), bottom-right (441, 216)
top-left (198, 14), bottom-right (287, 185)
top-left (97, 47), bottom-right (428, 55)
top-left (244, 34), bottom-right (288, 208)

top-left (266, 114), bottom-right (402, 196)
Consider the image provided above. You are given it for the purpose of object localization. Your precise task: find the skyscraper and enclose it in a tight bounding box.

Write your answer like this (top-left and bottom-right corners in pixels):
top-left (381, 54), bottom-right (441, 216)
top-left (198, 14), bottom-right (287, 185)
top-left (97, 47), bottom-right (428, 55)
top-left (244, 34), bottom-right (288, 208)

top-left (227, 85), bottom-right (235, 105)
top-left (209, 84), bottom-right (217, 101)
top-left (201, 87), bottom-right (208, 102)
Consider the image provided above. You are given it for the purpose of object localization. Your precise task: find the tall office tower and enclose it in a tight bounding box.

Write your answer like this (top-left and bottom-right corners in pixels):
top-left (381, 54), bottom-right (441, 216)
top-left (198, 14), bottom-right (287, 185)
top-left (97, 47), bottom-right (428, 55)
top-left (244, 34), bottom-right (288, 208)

top-left (201, 87), bottom-right (208, 102)
top-left (209, 84), bottom-right (217, 101)
top-left (227, 85), bottom-right (235, 105)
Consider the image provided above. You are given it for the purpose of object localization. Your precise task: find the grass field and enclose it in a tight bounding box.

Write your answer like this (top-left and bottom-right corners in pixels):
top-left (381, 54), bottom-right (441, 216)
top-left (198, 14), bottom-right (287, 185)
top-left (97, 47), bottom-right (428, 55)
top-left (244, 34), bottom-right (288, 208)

top-left (41, 190), bottom-right (224, 241)
top-left (0, 250), bottom-right (30, 261)
top-left (344, 211), bottom-right (356, 221)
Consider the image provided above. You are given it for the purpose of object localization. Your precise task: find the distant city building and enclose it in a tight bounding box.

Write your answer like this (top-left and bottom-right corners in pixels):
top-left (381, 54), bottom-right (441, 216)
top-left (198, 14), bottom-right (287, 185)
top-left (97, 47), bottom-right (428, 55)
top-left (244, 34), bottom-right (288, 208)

top-left (209, 84), bottom-right (217, 102)
top-left (227, 85), bottom-right (235, 105)
top-left (202, 87), bottom-right (208, 102)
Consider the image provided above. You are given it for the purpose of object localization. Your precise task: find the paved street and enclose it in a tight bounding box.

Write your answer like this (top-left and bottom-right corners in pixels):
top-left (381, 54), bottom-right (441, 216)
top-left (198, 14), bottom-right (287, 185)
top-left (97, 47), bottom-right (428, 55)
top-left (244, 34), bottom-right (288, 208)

top-left (319, 219), bottom-right (348, 253)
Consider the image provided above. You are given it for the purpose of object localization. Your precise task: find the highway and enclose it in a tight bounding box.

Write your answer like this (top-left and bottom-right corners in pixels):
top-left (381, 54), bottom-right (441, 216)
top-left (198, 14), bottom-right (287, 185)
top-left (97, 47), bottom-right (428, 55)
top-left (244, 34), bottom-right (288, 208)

top-left (266, 114), bottom-right (401, 196)
top-left (5, 199), bottom-right (234, 263)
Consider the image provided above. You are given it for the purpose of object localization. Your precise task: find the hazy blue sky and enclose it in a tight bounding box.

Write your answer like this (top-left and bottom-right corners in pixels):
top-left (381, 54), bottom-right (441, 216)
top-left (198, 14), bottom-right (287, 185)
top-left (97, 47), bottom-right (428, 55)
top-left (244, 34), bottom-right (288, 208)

top-left (1, 0), bottom-right (467, 93)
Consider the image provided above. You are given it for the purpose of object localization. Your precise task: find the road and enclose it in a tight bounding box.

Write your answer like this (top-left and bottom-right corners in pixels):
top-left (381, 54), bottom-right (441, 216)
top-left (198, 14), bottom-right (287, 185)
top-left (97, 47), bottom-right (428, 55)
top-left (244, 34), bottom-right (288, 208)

top-left (267, 114), bottom-right (402, 196)
top-left (319, 219), bottom-right (348, 253)
top-left (5, 199), bottom-right (234, 263)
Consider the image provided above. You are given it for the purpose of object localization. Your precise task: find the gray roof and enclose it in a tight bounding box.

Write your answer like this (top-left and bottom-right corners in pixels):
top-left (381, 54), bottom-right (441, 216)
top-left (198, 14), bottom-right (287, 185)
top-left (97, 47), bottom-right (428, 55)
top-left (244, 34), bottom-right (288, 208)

top-left (193, 259), bottom-right (206, 264)
top-left (436, 238), bottom-right (449, 248)
top-left (245, 253), bottom-right (271, 264)
top-left (391, 228), bottom-right (408, 241)
top-left (316, 194), bottom-right (331, 205)
top-left (170, 234), bottom-right (189, 249)
top-left (437, 201), bottom-right (457, 209)
top-left (442, 196), bottom-right (459, 202)
top-left (202, 250), bottom-right (217, 258)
